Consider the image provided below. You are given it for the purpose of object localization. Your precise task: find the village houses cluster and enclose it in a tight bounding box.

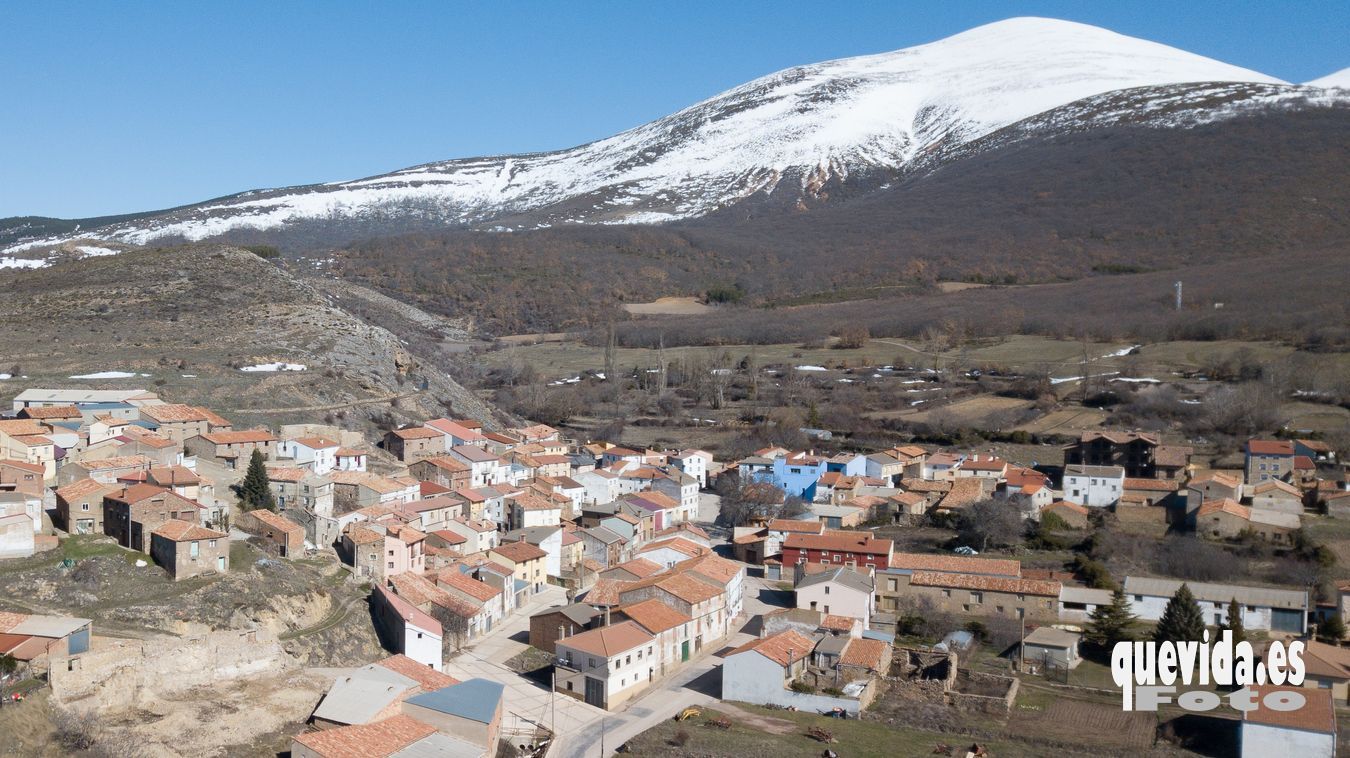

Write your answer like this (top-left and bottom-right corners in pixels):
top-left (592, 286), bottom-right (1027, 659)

top-left (2, 384), bottom-right (1348, 755)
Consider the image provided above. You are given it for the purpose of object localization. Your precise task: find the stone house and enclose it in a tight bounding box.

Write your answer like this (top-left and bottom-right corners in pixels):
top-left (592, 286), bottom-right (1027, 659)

top-left (150, 519), bottom-right (229, 580)
top-left (383, 426), bottom-right (446, 462)
top-left (103, 484), bottom-right (204, 553)
top-left (185, 429), bottom-right (277, 469)
top-left (137, 404), bottom-right (212, 443)
top-left (55, 478), bottom-right (119, 535)
top-left (408, 456), bottom-right (472, 491)
top-left (529, 603), bottom-right (603, 654)
top-left (239, 509), bottom-right (306, 557)
top-left (0, 459), bottom-right (45, 498)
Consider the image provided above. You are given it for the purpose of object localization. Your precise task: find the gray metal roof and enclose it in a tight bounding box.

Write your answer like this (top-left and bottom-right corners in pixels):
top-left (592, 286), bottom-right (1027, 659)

top-left (1123, 577), bottom-right (1307, 610)
top-left (1064, 464), bottom-right (1125, 478)
top-left (862, 629), bottom-right (895, 643)
top-left (9, 615), bottom-right (90, 638)
top-left (404, 678), bottom-right (504, 724)
top-left (312, 673), bottom-right (410, 725)
top-left (1024, 627), bottom-right (1081, 649)
top-left (815, 635), bottom-right (849, 656)
top-left (504, 525), bottom-right (562, 544)
top-left (14, 389), bottom-right (150, 404)
top-left (583, 526), bottom-right (624, 544)
top-left (1059, 586), bottom-right (1115, 605)
top-left (796, 566), bottom-right (873, 595)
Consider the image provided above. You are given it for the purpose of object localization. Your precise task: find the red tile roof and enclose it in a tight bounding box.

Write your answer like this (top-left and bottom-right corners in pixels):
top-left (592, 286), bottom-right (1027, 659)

top-left (783, 532), bottom-right (893, 556)
top-left (1247, 439), bottom-right (1295, 456)
top-left (1243, 685), bottom-right (1335, 734)
top-left (152, 519), bottom-right (227, 542)
top-left (374, 654), bottom-right (459, 691)
top-left (617, 598), bottom-right (692, 633)
top-left (909, 570), bottom-right (1059, 597)
top-left (557, 620), bottom-right (653, 658)
top-left (840, 638), bottom-right (890, 669)
top-left (292, 714), bottom-right (437, 757)
top-left (727, 629), bottom-right (814, 667)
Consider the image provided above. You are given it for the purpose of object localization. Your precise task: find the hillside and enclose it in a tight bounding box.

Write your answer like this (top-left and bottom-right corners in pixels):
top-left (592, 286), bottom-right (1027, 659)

top-left (335, 101), bottom-right (1350, 334)
top-left (0, 246), bottom-right (507, 429)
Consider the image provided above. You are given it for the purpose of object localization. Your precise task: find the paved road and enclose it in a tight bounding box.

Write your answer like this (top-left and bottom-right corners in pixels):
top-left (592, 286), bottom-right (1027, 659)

top-left (442, 584), bottom-right (607, 744)
top-left (439, 500), bottom-right (786, 758)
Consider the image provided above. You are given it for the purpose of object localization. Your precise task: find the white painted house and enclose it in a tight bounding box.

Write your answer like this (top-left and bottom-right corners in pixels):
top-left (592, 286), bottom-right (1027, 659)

top-left (448, 445), bottom-right (504, 488)
top-left (1062, 464), bottom-right (1125, 507)
top-left (277, 436), bottom-right (340, 475)
top-left (670, 449), bottom-right (712, 488)
top-left (553, 621), bottom-right (657, 710)
top-left (372, 585), bottom-right (444, 671)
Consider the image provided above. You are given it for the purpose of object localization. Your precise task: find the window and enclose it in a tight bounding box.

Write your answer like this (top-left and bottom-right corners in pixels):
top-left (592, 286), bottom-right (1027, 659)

top-left (942, 589), bottom-right (951, 598)
top-left (589, 657), bottom-right (597, 668)
top-left (208, 539), bottom-right (217, 548)
top-left (82, 503), bottom-right (90, 511)
top-left (387, 562), bottom-right (394, 569)
top-left (970, 592), bottom-right (983, 603)
top-left (963, 604), bottom-right (971, 612)
top-left (824, 586), bottom-right (831, 595)
top-left (1134, 595), bottom-right (1143, 602)
top-left (625, 655), bottom-right (631, 665)
top-left (997, 606), bottom-right (1005, 613)
top-left (190, 541), bottom-right (199, 558)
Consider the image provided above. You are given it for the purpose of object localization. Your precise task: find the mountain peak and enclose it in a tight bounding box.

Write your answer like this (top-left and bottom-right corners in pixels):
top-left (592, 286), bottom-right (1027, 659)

top-left (0, 17), bottom-right (1318, 256)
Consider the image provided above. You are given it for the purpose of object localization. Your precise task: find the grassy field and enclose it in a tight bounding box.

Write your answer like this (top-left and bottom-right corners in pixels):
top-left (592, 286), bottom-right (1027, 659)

top-left (482, 333), bottom-right (1347, 384)
top-left (621, 705), bottom-right (1046, 758)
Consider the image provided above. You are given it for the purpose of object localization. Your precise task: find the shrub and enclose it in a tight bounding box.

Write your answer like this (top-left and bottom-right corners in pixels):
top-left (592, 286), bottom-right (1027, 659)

top-left (789, 680), bottom-right (814, 693)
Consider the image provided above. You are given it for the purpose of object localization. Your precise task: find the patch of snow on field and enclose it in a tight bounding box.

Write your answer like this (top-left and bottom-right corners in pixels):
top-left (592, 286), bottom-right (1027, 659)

top-left (1052, 372), bottom-right (1121, 385)
top-left (0, 257), bottom-right (48, 269)
top-left (69, 371), bottom-right (138, 379)
top-left (239, 362), bottom-right (307, 372)
top-left (75, 245), bottom-right (119, 257)
top-left (795, 365), bottom-right (828, 372)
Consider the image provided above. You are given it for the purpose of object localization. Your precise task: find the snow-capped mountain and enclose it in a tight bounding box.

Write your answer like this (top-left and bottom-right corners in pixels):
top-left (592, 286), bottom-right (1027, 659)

top-left (1307, 67), bottom-right (1350, 89)
top-left (5, 17), bottom-right (1344, 257)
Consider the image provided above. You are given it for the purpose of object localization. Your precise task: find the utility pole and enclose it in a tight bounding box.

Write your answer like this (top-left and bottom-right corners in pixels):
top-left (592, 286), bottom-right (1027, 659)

top-left (599, 717), bottom-right (605, 758)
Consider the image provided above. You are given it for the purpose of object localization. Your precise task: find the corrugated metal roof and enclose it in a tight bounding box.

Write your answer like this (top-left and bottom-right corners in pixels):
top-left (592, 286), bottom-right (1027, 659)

top-left (9, 615), bottom-right (89, 638)
top-left (312, 674), bottom-right (411, 725)
top-left (1123, 577), bottom-right (1307, 610)
top-left (404, 678), bottom-right (504, 724)
top-left (1059, 586), bottom-right (1115, 605)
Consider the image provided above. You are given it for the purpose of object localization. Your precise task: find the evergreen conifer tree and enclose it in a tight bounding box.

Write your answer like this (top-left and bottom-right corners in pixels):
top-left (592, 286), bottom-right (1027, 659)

top-left (1219, 597), bottom-right (1247, 645)
top-left (1153, 583), bottom-right (1207, 644)
top-left (1085, 587), bottom-right (1137, 648)
top-left (238, 449), bottom-right (275, 511)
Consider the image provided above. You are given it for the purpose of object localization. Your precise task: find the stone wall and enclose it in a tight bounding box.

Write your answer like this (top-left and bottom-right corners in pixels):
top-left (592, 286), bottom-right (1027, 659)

top-left (49, 629), bottom-right (293, 711)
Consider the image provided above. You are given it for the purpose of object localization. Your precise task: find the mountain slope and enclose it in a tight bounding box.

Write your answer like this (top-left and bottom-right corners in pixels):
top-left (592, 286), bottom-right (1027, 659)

top-left (1307, 67), bottom-right (1350, 89)
top-left (0, 246), bottom-right (508, 429)
top-left (4, 17), bottom-right (1304, 255)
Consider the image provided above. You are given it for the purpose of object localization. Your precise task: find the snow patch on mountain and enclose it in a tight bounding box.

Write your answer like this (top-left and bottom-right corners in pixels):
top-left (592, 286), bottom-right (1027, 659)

top-left (1306, 67), bottom-right (1350, 89)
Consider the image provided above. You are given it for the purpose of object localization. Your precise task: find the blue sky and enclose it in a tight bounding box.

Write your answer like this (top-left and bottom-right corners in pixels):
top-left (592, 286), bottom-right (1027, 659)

top-left (2, 1), bottom-right (1346, 218)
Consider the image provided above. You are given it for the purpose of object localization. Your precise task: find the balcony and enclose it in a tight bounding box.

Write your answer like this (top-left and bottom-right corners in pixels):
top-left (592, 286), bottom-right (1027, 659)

top-left (554, 656), bottom-right (581, 673)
